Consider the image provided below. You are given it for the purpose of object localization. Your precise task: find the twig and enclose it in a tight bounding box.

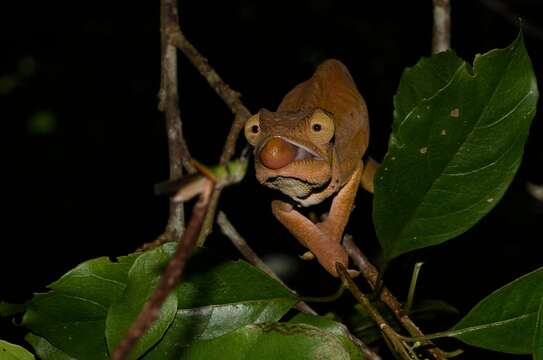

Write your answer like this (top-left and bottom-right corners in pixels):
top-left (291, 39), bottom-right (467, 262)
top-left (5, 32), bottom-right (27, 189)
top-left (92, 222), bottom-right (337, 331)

top-left (158, 0), bottom-right (196, 243)
top-left (110, 187), bottom-right (214, 360)
top-left (432, 0), bottom-right (451, 53)
top-left (216, 211), bottom-right (317, 315)
top-left (343, 236), bottom-right (448, 360)
top-left (164, 24), bottom-right (254, 246)
top-left (168, 28), bottom-right (252, 123)
top-left (220, 114), bottom-right (247, 164)
top-left (337, 264), bottom-right (413, 360)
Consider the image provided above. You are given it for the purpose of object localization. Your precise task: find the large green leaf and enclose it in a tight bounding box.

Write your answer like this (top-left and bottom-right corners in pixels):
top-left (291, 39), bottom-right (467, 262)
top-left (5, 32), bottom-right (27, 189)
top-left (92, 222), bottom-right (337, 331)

top-left (0, 339), bottom-right (35, 360)
top-left (374, 32), bottom-right (539, 261)
top-left (22, 253), bottom-right (139, 360)
top-left (144, 250), bottom-right (298, 359)
top-left (534, 296), bottom-right (543, 360)
top-left (451, 267), bottom-right (543, 354)
top-left (105, 243), bottom-right (178, 360)
top-left (288, 313), bottom-right (365, 359)
top-left (177, 322), bottom-right (356, 360)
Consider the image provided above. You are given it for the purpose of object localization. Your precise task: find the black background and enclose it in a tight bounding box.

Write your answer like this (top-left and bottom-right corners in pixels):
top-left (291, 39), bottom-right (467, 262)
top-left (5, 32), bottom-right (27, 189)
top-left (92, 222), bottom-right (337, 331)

top-left (1, 1), bottom-right (542, 358)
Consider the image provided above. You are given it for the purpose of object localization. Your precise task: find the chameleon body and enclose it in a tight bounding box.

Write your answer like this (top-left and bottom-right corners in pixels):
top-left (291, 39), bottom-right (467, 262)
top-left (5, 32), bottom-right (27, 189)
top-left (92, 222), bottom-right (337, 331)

top-left (244, 59), bottom-right (375, 277)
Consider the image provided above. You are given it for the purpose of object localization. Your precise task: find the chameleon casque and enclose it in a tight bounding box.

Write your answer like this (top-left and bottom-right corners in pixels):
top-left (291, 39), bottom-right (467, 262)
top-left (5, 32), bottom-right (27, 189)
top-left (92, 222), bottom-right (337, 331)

top-left (244, 59), bottom-right (377, 277)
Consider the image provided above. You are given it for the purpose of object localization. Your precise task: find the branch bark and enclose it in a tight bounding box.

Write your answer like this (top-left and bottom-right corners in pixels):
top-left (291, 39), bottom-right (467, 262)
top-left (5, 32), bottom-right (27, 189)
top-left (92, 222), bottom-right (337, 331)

top-left (110, 186), bottom-right (213, 360)
top-left (343, 236), bottom-right (447, 360)
top-left (159, 0), bottom-right (195, 242)
top-left (432, 0), bottom-right (451, 54)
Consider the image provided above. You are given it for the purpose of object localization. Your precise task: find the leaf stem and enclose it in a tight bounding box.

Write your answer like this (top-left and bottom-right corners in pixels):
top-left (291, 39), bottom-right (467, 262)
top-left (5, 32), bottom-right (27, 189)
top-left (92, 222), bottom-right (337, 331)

top-left (405, 262), bottom-right (424, 314)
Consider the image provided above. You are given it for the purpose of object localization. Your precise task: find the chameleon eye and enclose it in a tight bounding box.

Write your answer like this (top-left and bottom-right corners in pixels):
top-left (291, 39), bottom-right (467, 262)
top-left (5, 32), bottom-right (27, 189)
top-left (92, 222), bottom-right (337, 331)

top-left (244, 114), bottom-right (262, 146)
top-left (309, 110), bottom-right (334, 144)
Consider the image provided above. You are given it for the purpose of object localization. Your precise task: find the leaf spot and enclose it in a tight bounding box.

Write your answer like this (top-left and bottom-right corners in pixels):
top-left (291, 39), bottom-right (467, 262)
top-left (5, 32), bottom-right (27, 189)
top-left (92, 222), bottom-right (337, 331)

top-left (486, 198), bottom-right (495, 203)
top-left (450, 108), bottom-right (460, 118)
top-left (384, 167), bottom-right (389, 171)
top-left (419, 147), bottom-right (428, 155)
top-left (391, 156), bottom-right (396, 161)
top-left (441, 129), bottom-right (448, 136)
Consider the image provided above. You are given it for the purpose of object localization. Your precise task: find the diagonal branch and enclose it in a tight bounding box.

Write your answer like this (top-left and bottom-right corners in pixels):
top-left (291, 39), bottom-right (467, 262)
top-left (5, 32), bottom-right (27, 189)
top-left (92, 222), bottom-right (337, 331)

top-left (343, 235), bottom-right (448, 360)
top-left (110, 186), bottom-right (214, 360)
top-left (158, 0), bottom-right (196, 242)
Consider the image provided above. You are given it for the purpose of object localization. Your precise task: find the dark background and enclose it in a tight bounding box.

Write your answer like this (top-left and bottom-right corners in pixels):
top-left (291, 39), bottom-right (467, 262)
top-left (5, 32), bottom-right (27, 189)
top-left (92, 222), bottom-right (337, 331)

top-left (1, 1), bottom-right (542, 358)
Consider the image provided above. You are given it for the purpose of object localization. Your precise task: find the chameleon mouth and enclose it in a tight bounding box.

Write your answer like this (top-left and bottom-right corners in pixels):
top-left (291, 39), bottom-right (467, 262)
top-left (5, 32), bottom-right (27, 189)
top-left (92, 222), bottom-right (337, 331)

top-left (282, 138), bottom-right (323, 162)
top-left (257, 136), bottom-right (324, 171)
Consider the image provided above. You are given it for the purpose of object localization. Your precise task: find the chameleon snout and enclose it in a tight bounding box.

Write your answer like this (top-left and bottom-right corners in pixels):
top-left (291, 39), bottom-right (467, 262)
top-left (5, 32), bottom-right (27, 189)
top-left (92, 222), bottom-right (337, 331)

top-left (258, 137), bottom-right (297, 170)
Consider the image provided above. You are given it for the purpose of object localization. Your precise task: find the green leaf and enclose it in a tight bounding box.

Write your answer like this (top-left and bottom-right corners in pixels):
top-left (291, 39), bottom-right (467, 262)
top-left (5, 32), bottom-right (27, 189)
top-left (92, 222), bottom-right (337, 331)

top-left (374, 32), bottom-right (539, 261)
top-left (22, 253), bottom-right (139, 360)
top-left (451, 267), bottom-right (543, 354)
top-left (105, 244), bottom-right (178, 360)
top-left (534, 296), bottom-right (543, 360)
top-left (144, 250), bottom-right (298, 359)
top-left (177, 322), bottom-right (354, 360)
top-left (0, 339), bottom-right (35, 360)
top-left (288, 313), bottom-right (365, 359)
top-left (393, 50), bottom-right (464, 132)
top-left (25, 334), bottom-right (75, 360)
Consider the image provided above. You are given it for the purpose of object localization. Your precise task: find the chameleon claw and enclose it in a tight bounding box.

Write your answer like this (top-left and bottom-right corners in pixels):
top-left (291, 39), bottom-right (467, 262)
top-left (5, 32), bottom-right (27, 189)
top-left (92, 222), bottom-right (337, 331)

top-left (300, 251), bottom-right (315, 260)
top-left (347, 269), bottom-right (360, 278)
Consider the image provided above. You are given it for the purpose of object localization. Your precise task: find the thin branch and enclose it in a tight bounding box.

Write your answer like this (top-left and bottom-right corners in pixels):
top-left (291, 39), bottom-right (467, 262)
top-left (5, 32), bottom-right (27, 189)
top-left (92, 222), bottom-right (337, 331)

top-left (221, 114), bottom-right (247, 164)
top-left (168, 27), bottom-right (252, 123)
top-left (343, 236), bottom-right (448, 360)
top-left (164, 25), bottom-right (254, 246)
top-left (337, 264), bottom-right (414, 360)
top-left (110, 187), bottom-right (214, 360)
top-left (432, 0), bottom-right (451, 53)
top-left (216, 211), bottom-right (317, 315)
top-left (159, 0), bottom-right (196, 243)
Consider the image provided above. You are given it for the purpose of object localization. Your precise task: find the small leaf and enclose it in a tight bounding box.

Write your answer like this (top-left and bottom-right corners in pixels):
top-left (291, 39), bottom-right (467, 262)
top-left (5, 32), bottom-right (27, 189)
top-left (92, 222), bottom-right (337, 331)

top-left (22, 253), bottom-right (139, 360)
top-left (532, 296), bottom-right (543, 360)
top-left (0, 339), bottom-right (35, 360)
top-left (451, 267), bottom-right (543, 354)
top-left (25, 334), bottom-right (75, 360)
top-left (177, 322), bottom-right (352, 360)
top-left (144, 250), bottom-right (297, 359)
top-left (105, 244), bottom-right (178, 360)
top-left (374, 32), bottom-right (539, 261)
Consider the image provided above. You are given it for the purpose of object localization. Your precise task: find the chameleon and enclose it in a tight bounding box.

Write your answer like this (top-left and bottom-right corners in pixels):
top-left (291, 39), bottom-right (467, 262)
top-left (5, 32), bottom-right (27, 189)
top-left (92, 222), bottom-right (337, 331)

top-left (244, 59), bottom-right (377, 277)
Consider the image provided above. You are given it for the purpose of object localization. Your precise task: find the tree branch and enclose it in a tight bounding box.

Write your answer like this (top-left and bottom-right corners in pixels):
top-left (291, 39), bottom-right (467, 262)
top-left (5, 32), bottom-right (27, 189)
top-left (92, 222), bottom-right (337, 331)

top-left (158, 0), bottom-right (196, 243)
top-left (343, 236), bottom-right (448, 360)
top-left (110, 186), bottom-right (213, 360)
top-left (432, 0), bottom-right (451, 54)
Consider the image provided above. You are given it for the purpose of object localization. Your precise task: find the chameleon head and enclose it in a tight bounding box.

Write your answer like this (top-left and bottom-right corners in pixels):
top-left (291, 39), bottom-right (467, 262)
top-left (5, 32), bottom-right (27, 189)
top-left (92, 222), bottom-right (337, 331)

top-left (244, 108), bottom-right (336, 202)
